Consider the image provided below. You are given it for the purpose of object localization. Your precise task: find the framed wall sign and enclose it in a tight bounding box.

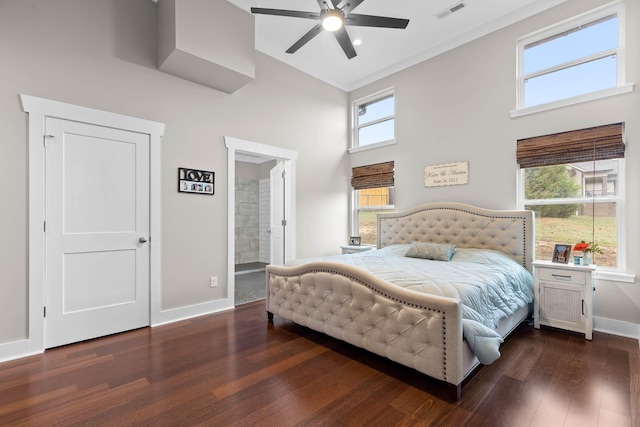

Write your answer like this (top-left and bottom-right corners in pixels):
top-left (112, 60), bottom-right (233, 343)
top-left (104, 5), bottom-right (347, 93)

top-left (178, 167), bottom-right (214, 195)
top-left (424, 161), bottom-right (469, 187)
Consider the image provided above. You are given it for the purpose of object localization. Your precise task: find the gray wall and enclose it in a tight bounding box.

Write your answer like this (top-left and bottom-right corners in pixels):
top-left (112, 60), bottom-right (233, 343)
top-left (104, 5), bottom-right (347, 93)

top-left (349, 0), bottom-right (640, 325)
top-left (0, 0), bottom-right (349, 344)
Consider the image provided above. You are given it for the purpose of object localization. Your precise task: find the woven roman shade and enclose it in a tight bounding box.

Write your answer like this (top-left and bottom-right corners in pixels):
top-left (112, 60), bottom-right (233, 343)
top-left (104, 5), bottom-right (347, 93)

top-left (351, 161), bottom-right (394, 190)
top-left (517, 123), bottom-right (625, 168)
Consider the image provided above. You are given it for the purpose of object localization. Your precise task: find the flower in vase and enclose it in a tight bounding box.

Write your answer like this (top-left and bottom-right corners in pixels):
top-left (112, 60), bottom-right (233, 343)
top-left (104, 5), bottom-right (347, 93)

top-left (573, 241), bottom-right (603, 255)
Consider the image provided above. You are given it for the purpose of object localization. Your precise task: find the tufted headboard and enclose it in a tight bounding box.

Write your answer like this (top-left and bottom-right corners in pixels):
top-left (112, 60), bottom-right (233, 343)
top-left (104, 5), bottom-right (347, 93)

top-left (377, 202), bottom-right (534, 273)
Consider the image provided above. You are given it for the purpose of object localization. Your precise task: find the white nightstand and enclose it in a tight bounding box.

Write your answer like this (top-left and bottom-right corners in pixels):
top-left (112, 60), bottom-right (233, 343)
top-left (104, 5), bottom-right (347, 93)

top-left (533, 260), bottom-right (596, 340)
top-left (340, 245), bottom-right (375, 255)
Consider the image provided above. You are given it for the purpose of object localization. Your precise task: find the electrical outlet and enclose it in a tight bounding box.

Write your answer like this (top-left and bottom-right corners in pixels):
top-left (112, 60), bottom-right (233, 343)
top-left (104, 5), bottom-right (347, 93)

top-left (210, 276), bottom-right (217, 288)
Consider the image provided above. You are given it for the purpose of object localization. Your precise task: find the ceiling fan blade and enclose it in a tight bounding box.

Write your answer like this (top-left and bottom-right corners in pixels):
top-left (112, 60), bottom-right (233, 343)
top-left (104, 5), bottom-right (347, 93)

top-left (333, 27), bottom-right (357, 59)
top-left (339, 0), bottom-right (365, 15)
top-left (344, 13), bottom-right (409, 29)
top-left (286, 24), bottom-right (324, 54)
top-left (251, 8), bottom-right (320, 20)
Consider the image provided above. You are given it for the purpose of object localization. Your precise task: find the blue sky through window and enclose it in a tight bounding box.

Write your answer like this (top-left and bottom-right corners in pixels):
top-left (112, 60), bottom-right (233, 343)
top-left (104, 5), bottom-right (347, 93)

top-left (525, 55), bottom-right (617, 106)
top-left (522, 14), bottom-right (619, 107)
top-left (524, 16), bottom-right (617, 74)
top-left (358, 96), bottom-right (393, 125)
top-left (357, 94), bottom-right (394, 146)
top-left (359, 119), bottom-right (394, 146)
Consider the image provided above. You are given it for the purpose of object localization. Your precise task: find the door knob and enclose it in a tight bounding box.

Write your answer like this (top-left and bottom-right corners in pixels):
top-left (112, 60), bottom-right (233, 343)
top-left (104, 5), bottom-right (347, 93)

top-left (139, 237), bottom-right (148, 244)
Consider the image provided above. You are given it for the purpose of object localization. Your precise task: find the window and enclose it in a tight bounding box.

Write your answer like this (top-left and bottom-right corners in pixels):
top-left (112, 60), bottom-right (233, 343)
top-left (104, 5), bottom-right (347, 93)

top-left (351, 161), bottom-right (395, 245)
top-left (517, 123), bottom-right (625, 270)
top-left (516, 3), bottom-right (625, 110)
top-left (354, 187), bottom-right (395, 245)
top-left (351, 88), bottom-right (395, 151)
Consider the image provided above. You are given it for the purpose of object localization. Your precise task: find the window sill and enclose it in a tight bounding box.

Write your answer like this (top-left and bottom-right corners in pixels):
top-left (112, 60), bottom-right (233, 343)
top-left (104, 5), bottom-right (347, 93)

top-left (510, 83), bottom-right (635, 118)
top-left (594, 269), bottom-right (635, 284)
top-left (348, 139), bottom-right (397, 154)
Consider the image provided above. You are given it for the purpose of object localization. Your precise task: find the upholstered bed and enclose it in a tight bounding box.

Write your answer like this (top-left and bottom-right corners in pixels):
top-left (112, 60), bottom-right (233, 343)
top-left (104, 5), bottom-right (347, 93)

top-left (266, 202), bottom-right (534, 399)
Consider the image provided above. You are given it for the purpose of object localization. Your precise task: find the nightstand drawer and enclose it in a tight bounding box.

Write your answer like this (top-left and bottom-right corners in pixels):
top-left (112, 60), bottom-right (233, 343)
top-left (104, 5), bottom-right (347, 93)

top-left (538, 268), bottom-right (587, 285)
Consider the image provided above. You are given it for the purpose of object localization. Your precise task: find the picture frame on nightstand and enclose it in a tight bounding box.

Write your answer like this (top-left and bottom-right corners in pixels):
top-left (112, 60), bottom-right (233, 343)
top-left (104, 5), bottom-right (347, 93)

top-left (552, 244), bottom-right (571, 263)
top-left (349, 236), bottom-right (361, 246)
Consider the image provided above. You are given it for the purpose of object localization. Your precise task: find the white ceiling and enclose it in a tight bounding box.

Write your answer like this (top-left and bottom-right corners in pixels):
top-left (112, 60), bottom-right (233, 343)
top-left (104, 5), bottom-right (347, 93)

top-left (227, 0), bottom-right (567, 91)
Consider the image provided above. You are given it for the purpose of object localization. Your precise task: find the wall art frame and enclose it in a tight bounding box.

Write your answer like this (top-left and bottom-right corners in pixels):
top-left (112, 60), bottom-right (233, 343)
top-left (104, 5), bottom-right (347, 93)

top-left (178, 167), bottom-right (214, 195)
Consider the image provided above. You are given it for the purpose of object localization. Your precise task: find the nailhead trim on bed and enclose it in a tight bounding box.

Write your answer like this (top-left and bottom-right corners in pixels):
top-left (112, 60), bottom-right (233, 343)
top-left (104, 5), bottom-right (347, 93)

top-left (267, 269), bottom-right (452, 381)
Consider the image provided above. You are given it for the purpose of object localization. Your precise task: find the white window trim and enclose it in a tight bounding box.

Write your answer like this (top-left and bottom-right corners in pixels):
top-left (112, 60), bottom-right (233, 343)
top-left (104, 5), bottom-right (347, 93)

top-left (351, 87), bottom-right (395, 150)
top-left (510, 84), bottom-right (634, 118)
top-left (348, 138), bottom-right (397, 154)
top-left (514, 1), bottom-right (629, 114)
top-left (517, 160), bottom-right (632, 282)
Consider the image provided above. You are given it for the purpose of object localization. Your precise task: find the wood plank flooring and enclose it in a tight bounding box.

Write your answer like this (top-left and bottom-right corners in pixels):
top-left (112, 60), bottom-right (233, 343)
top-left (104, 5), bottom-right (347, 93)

top-left (0, 300), bottom-right (637, 426)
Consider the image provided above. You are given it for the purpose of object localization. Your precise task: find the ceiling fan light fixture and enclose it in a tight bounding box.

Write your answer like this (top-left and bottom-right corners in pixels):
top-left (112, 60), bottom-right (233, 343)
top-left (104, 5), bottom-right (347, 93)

top-left (251, 1), bottom-right (409, 59)
top-left (322, 11), bottom-right (343, 31)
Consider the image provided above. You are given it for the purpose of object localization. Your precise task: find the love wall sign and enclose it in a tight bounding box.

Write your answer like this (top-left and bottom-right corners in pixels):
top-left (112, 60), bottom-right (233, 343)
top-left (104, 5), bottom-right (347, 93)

top-left (178, 168), bottom-right (214, 195)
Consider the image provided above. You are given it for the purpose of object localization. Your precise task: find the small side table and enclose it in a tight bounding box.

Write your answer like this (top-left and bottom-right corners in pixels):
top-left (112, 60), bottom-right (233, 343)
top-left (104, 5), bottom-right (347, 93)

top-left (533, 260), bottom-right (596, 340)
top-left (340, 245), bottom-right (375, 255)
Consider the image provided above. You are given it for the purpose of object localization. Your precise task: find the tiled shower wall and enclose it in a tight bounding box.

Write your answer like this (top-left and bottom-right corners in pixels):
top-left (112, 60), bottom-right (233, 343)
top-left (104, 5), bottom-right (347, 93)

top-left (259, 178), bottom-right (270, 263)
top-left (235, 177), bottom-right (271, 265)
top-left (235, 177), bottom-right (259, 265)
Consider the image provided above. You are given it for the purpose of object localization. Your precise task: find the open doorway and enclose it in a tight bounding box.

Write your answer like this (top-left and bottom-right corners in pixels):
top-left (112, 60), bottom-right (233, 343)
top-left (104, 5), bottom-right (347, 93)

top-left (225, 137), bottom-right (297, 307)
top-left (234, 158), bottom-right (275, 304)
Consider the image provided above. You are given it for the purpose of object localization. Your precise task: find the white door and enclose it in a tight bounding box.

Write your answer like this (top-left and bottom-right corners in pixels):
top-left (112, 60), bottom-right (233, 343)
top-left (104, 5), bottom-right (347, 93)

top-left (45, 117), bottom-right (150, 348)
top-left (269, 161), bottom-right (286, 265)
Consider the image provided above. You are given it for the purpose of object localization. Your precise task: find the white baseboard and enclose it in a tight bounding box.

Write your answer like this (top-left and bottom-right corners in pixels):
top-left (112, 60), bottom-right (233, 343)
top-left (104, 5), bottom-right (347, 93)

top-left (0, 338), bottom-right (43, 364)
top-left (0, 298), bottom-right (235, 365)
top-left (151, 298), bottom-right (235, 327)
top-left (594, 316), bottom-right (640, 347)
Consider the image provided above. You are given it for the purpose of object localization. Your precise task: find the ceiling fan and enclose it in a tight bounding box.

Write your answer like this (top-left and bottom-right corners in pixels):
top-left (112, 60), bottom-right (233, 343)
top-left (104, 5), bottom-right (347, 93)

top-left (251, 0), bottom-right (410, 59)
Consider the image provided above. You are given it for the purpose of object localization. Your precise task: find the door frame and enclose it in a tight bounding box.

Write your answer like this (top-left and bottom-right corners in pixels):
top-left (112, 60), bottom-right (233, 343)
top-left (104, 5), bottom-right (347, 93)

top-left (224, 136), bottom-right (297, 305)
top-left (269, 160), bottom-right (287, 265)
top-left (20, 95), bottom-right (164, 355)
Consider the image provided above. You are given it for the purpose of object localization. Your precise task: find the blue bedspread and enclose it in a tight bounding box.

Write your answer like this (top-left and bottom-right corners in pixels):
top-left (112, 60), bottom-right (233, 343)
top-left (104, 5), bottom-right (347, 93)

top-left (287, 245), bottom-right (534, 363)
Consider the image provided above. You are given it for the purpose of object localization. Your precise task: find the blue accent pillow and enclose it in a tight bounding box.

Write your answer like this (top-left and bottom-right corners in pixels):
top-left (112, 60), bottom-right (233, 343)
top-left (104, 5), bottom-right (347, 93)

top-left (405, 242), bottom-right (456, 261)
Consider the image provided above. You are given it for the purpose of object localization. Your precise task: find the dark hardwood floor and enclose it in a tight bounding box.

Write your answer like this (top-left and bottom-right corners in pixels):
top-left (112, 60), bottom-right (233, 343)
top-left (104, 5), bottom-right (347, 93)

top-left (0, 300), bottom-right (637, 426)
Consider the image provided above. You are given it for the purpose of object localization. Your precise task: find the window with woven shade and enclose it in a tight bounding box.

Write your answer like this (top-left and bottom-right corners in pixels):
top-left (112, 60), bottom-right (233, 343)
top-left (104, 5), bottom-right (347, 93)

top-left (517, 123), bottom-right (625, 269)
top-left (351, 161), bottom-right (395, 245)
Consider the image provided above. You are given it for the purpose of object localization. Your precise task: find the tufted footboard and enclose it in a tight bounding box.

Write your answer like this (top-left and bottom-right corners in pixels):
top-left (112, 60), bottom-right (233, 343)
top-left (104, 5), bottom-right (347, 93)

top-left (266, 261), bottom-right (465, 392)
